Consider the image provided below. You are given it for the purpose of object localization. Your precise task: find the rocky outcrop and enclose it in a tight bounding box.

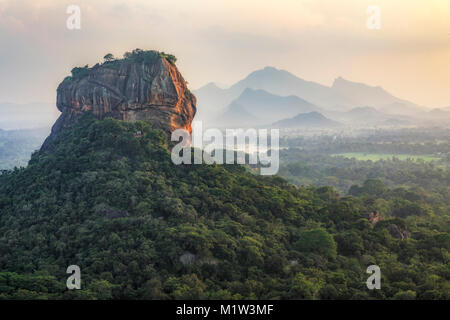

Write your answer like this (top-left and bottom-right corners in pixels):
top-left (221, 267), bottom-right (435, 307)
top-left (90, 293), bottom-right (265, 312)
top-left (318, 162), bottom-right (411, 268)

top-left (41, 51), bottom-right (196, 150)
top-left (363, 211), bottom-right (383, 226)
top-left (388, 224), bottom-right (411, 240)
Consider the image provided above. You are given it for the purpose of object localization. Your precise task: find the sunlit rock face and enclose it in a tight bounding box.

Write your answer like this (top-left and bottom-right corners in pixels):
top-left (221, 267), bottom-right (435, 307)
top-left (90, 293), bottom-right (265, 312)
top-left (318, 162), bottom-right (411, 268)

top-left (42, 52), bottom-right (196, 150)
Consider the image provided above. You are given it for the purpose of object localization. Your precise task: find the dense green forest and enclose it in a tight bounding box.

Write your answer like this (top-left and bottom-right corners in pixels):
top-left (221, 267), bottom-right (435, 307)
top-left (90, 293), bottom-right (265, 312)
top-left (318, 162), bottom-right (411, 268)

top-left (278, 149), bottom-right (449, 193)
top-left (278, 129), bottom-right (449, 196)
top-left (0, 116), bottom-right (448, 299)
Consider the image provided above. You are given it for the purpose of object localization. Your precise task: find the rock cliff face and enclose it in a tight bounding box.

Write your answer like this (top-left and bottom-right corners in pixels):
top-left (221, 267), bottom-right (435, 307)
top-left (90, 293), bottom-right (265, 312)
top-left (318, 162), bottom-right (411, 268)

top-left (41, 51), bottom-right (196, 150)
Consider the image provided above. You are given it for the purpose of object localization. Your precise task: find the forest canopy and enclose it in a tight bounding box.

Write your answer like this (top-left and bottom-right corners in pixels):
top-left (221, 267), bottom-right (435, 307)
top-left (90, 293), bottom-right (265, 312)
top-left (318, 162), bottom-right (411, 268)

top-left (0, 116), bottom-right (448, 300)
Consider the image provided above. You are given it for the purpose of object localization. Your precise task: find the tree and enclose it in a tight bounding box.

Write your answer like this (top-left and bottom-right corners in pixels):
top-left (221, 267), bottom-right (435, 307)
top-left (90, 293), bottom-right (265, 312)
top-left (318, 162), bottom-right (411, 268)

top-left (361, 179), bottom-right (386, 197)
top-left (288, 272), bottom-right (319, 299)
top-left (295, 228), bottom-right (337, 260)
top-left (88, 280), bottom-right (116, 300)
top-left (103, 53), bottom-right (115, 62)
top-left (392, 290), bottom-right (416, 300)
top-left (71, 65), bottom-right (90, 79)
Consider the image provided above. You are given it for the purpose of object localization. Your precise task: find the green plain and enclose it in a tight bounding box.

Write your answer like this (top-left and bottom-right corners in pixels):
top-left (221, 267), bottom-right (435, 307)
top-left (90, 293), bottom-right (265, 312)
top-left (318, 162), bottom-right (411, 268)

top-left (331, 152), bottom-right (441, 162)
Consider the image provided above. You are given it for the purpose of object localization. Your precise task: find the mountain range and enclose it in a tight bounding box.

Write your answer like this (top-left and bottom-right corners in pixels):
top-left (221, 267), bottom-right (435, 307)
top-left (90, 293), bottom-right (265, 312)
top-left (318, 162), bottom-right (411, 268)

top-left (194, 67), bottom-right (430, 128)
top-left (0, 67), bottom-right (444, 132)
top-left (326, 106), bottom-right (413, 126)
top-left (219, 88), bottom-right (319, 126)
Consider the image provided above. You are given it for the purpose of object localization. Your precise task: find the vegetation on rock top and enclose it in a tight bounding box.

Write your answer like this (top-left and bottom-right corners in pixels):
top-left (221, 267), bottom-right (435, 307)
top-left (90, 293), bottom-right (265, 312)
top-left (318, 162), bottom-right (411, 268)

top-left (63, 49), bottom-right (177, 83)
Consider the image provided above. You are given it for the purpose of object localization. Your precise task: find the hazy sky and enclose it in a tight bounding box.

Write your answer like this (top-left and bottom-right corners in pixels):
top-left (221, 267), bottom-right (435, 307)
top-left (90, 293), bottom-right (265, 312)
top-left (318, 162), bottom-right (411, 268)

top-left (0, 0), bottom-right (449, 107)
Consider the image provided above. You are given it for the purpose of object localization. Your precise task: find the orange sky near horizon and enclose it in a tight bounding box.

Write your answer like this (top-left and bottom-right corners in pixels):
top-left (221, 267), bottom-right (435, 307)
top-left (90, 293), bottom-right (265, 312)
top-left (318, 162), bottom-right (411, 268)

top-left (0, 0), bottom-right (449, 107)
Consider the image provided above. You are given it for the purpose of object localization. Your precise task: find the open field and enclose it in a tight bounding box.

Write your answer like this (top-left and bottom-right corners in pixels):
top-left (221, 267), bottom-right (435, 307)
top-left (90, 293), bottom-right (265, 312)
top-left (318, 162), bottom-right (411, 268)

top-left (331, 152), bottom-right (442, 162)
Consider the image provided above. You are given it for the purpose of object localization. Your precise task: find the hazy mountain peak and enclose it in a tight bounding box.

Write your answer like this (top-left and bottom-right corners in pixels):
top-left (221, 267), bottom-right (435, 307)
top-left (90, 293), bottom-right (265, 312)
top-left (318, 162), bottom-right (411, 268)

top-left (344, 106), bottom-right (386, 120)
top-left (194, 67), bottom-right (427, 124)
top-left (296, 111), bottom-right (326, 119)
top-left (263, 66), bottom-right (279, 71)
top-left (349, 106), bottom-right (378, 111)
top-left (333, 77), bottom-right (385, 92)
top-left (273, 111), bottom-right (341, 128)
top-left (238, 88), bottom-right (314, 105)
top-left (242, 66), bottom-right (299, 82)
top-left (239, 87), bottom-right (276, 98)
top-left (202, 82), bottom-right (221, 90)
top-left (214, 88), bottom-right (319, 127)
top-left (331, 77), bottom-right (425, 114)
top-left (347, 106), bottom-right (380, 115)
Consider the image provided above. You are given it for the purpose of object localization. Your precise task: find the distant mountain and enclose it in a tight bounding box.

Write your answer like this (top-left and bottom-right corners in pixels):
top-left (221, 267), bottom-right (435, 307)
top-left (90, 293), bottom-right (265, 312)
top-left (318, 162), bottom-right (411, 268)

top-left (227, 67), bottom-right (353, 109)
top-left (273, 111), bottom-right (341, 128)
top-left (0, 102), bottom-right (59, 130)
top-left (344, 106), bottom-right (403, 123)
top-left (429, 108), bottom-right (450, 116)
top-left (376, 102), bottom-right (426, 117)
top-left (344, 106), bottom-right (385, 119)
top-left (219, 101), bottom-right (259, 127)
top-left (215, 88), bottom-right (319, 127)
top-left (423, 108), bottom-right (450, 125)
top-left (319, 106), bottom-right (415, 127)
top-left (192, 83), bottom-right (235, 123)
top-left (194, 67), bottom-right (427, 124)
top-left (194, 67), bottom-right (351, 122)
top-left (331, 78), bottom-right (426, 115)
